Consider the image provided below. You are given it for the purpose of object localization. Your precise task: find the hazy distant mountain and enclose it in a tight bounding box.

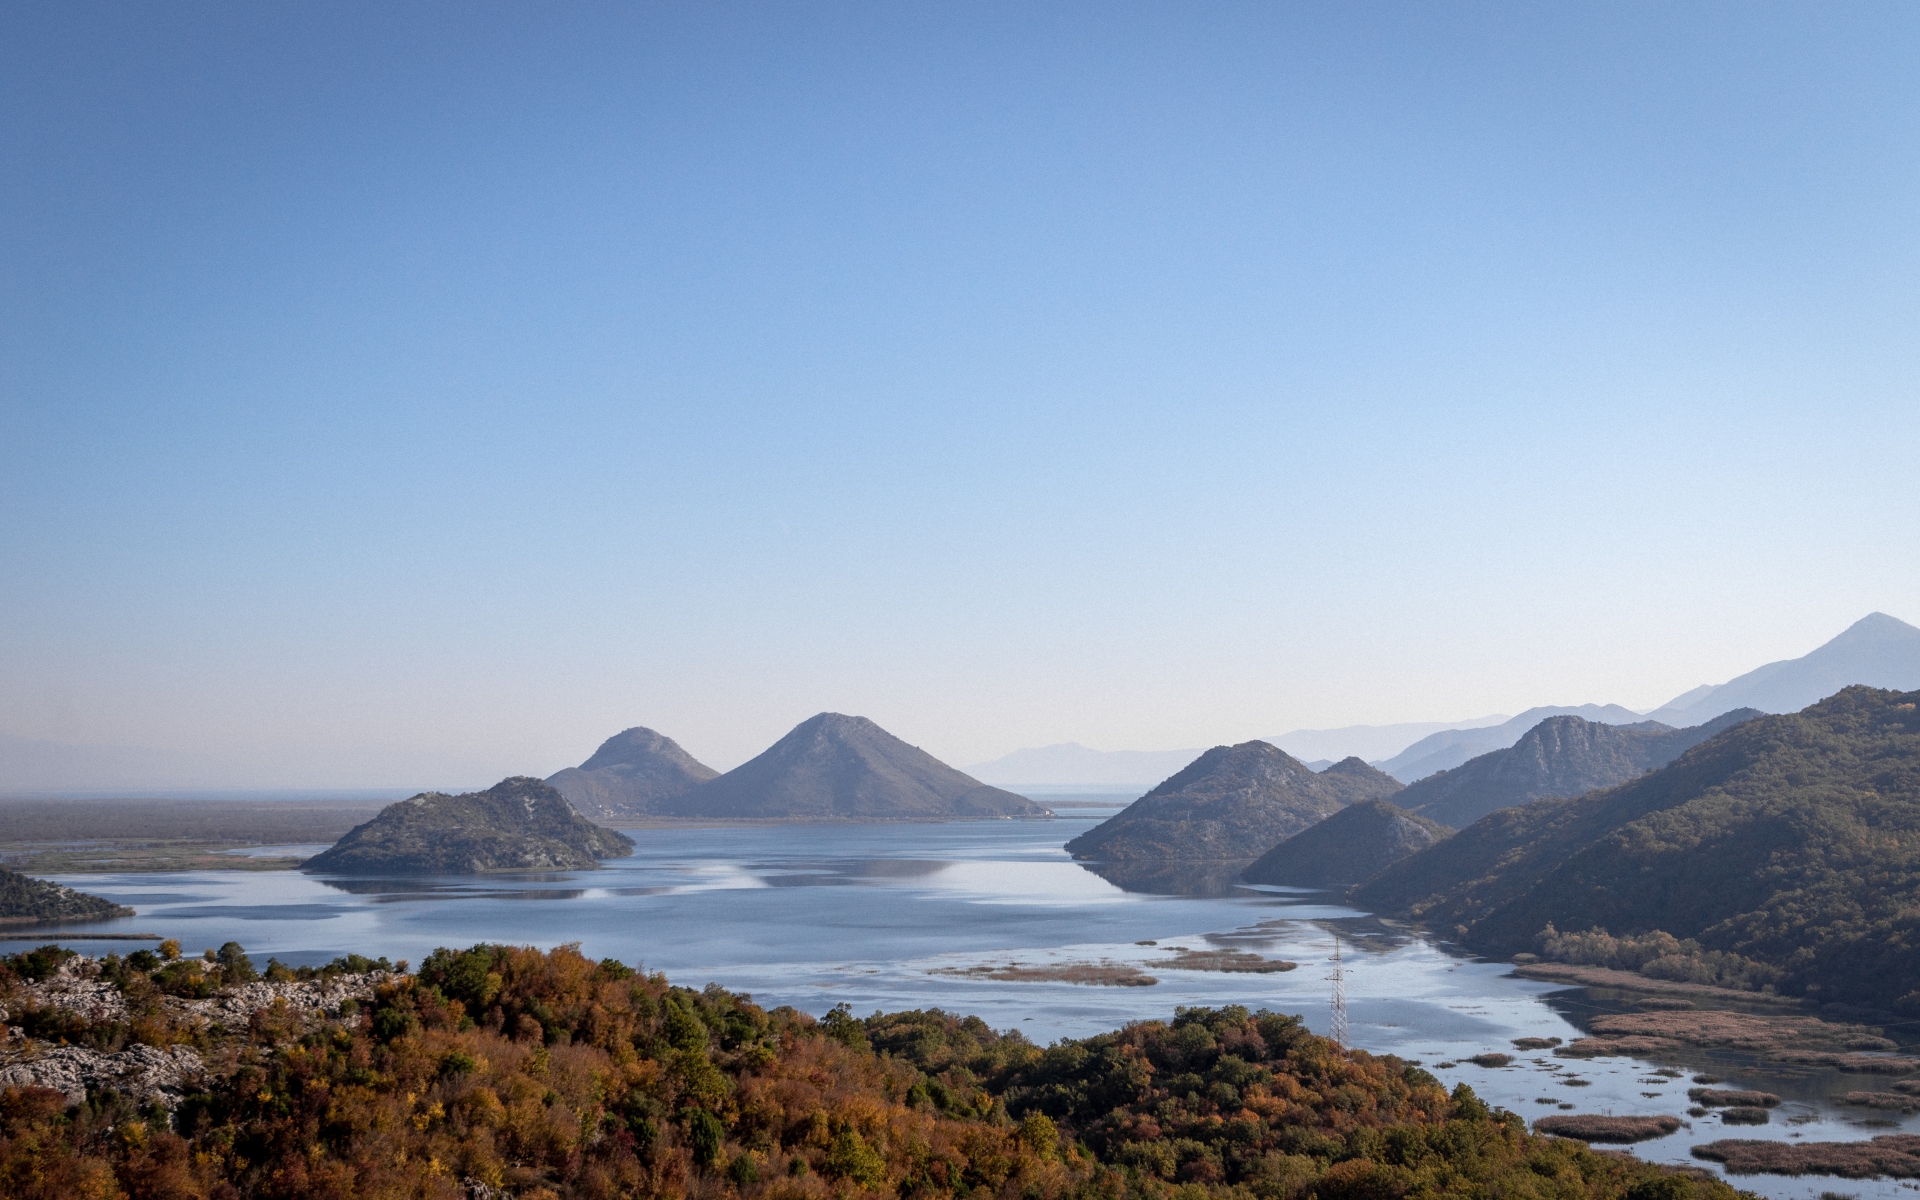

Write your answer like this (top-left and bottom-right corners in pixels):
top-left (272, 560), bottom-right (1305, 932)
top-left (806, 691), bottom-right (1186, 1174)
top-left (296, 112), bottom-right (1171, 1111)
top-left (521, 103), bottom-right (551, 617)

top-left (303, 776), bottom-right (634, 874)
top-left (1646, 612), bottom-right (1920, 725)
top-left (672, 713), bottom-right (1050, 820)
top-left (1395, 709), bottom-right (1760, 830)
top-left (1063, 744), bottom-right (1401, 862)
top-left (546, 727), bottom-right (718, 819)
top-left (1264, 716), bottom-right (1508, 765)
top-left (1240, 800), bottom-right (1451, 890)
top-left (1372, 704), bottom-right (1648, 783)
top-left (964, 743), bottom-right (1203, 788)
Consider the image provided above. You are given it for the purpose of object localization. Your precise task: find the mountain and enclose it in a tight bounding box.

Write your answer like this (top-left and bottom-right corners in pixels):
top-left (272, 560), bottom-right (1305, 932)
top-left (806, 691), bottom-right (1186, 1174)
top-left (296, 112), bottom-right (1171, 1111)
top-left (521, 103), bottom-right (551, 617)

top-left (1239, 800), bottom-right (1451, 890)
top-left (0, 868), bottom-right (134, 923)
top-left (303, 777), bottom-right (634, 874)
top-left (1353, 686), bottom-right (1920, 1011)
top-left (1394, 709), bottom-right (1760, 830)
top-left (671, 713), bottom-right (1050, 820)
top-left (1063, 745), bottom-right (1401, 862)
top-left (546, 727), bottom-right (719, 819)
top-left (1646, 612), bottom-right (1920, 725)
top-left (1372, 704), bottom-right (1649, 783)
top-left (964, 743), bottom-right (1203, 788)
top-left (1264, 716), bottom-right (1509, 765)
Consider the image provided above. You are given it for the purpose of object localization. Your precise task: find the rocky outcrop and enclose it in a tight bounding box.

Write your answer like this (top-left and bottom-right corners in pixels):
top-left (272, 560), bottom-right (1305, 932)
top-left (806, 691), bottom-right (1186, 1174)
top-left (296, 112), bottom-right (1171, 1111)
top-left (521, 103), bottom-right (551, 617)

top-left (0, 1043), bottom-right (205, 1109)
top-left (303, 777), bottom-right (634, 874)
top-left (547, 727), bottom-right (719, 819)
top-left (1240, 799), bottom-right (1451, 890)
top-left (671, 714), bottom-right (1051, 820)
top-left (1065, 744), bottom-right (1402, 862)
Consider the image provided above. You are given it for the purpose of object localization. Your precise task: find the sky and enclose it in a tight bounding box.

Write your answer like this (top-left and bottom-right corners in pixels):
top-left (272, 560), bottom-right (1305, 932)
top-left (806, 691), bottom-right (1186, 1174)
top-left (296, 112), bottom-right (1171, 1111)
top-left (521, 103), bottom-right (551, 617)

top-left (2, 3), bottom-right (1917, 787)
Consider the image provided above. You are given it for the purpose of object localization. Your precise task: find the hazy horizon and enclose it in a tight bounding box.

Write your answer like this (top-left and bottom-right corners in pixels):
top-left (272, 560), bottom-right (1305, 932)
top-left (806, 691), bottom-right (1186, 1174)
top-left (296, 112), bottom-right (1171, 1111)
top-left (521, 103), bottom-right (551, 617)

top-left (4, 5), bottom-right (1917, 788)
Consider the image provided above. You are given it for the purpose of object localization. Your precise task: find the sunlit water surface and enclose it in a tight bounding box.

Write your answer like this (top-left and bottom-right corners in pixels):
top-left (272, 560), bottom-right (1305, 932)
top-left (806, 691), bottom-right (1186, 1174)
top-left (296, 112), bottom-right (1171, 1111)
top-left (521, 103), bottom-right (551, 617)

top-left (14, 811), bottom-right (1920, 1200)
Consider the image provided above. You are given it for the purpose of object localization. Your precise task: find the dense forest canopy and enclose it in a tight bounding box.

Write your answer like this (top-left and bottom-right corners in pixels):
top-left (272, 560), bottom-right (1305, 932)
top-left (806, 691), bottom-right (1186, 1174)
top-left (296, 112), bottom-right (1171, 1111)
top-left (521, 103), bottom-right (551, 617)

top-left (0, 942), bottom-right (1736, 1200)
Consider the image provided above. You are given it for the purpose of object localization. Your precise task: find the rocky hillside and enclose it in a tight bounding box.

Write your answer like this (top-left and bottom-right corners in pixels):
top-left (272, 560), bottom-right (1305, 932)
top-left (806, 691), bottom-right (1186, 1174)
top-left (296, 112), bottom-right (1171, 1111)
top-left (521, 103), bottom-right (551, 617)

top-left (670, 713), bottom-right (1050, 820)
top-left (1064, 744), bottom-right (1401, 862)
top-left (1239, 799), bottom-right (1451, 890)
top-left (0, 868), bottom-right (133, 924)
top-left (546, 726), bottom-right (719, 818)
top-left (1396, 708), bottom-right (1760, 830)
top-left (302, 776), bottom-right (634, 874)
top-left (1354, 687), bottom-right (1920, 1011)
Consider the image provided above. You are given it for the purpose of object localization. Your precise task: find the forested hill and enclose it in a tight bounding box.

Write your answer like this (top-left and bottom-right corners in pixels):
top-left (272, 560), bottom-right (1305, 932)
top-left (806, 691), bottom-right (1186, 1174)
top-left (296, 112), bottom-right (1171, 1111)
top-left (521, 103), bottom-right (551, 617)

top-left (1064, 745), bottom-right (1401, 862)
top-left (0, 867), bottom-right (133, 923)
top-left (0, 941), bottom-right (1736, 1200)
top-left (1353, 686), bottom-right (1920, 1011)
top-left (1240, 799), bottom-right (1450, 890)
top-left (1395, 708), bottom-right (1759, 830)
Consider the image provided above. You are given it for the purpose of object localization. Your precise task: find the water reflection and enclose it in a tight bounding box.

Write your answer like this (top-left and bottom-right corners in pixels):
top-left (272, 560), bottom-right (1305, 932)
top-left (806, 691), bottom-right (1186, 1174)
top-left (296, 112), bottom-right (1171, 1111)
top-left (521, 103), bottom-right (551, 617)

top-left (1075, 858), bottom-right (1255, 896)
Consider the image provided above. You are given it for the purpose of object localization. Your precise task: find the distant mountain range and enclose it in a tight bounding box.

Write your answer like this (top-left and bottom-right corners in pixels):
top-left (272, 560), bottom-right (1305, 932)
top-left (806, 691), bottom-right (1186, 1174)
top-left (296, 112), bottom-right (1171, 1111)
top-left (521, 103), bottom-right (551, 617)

top-left (552, 713), bottom-right (1049, 821)
top-left (1645, 612), bottom-right (1920, 725)
top-left (1064, 744), bottom-right (1401, 862)
top-left (1394, 709), bottom-right (1760, 830)
top-left (1371, 705), bottom-right (1649, 783)
top-left (968, 614), bottom-right (1920, 790)
top-left (963, 743), bottom-right (1205, 788)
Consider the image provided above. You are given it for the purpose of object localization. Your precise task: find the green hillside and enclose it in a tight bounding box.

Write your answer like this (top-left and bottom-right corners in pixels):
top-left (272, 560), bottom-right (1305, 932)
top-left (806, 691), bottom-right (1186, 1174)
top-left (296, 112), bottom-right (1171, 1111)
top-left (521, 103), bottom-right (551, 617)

top-left (1354, 686), bottom-right (1920, 1012)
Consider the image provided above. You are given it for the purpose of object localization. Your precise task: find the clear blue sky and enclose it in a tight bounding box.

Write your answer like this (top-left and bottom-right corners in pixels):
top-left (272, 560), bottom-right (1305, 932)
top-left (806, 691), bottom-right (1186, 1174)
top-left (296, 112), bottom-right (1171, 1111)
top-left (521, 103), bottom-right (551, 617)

top-left (3, 3), bottom-right (1916, 784)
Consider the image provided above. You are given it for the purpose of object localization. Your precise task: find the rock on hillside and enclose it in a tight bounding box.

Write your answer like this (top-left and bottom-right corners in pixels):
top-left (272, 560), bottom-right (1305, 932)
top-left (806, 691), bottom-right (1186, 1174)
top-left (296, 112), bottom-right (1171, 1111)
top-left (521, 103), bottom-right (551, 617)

top-left (547, 726), bottom-right (719, 819)
top-left (303, 777), bottom-right (634, 874)
top-left (0, 868), bottom-right (133, 924)
top-left (1064, 745), bottom-right (1401, 862)
top-left (1397, 709), bottom-right (1760, 830)
top-left (1353, 687), bottom-right (1920, 1011)
top-left (670, 713), bottom-right (1050, 820)
top-left (1240, 800), bottom-right (1451, 890)
top-left (1374, 704), bottom-right (1650, 783)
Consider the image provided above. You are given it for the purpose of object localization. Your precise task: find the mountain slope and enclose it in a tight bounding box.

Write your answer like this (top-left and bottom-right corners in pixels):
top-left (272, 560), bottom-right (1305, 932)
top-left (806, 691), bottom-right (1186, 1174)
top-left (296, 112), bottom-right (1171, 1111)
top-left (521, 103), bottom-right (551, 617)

top-left (546, 727), bottom-right (719, 818)
top-left (1063, 745), bottom-right (1401, 862)
top-left (1647, 612), bottom-right (1920, 724)
top-left (303, 777), bottom-right (634, 874)
top-left (1354, 687), bottom-right (1920, 1010)
top-left (1239, 800), bottom-right (1451, 890)
top-left (1396, 709), bottom-right (1760, 830)
top-left (673, 714), bottom-right (1049, 820)
top-left (1373, 704), bottom-right (1648, 782)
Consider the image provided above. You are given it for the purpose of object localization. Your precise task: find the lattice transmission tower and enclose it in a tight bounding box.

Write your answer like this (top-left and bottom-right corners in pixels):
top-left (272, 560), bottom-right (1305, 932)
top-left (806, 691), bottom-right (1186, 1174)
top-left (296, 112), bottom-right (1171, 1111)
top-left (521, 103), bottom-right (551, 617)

top-left (1325, 934), bottom-right (1348, 1050)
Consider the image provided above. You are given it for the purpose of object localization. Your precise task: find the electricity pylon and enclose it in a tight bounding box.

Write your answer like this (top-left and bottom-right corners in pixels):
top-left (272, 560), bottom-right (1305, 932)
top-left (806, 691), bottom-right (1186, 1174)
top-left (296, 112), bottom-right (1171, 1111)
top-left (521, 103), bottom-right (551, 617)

top-left (1326, 934), bottom-right (1348, 1050)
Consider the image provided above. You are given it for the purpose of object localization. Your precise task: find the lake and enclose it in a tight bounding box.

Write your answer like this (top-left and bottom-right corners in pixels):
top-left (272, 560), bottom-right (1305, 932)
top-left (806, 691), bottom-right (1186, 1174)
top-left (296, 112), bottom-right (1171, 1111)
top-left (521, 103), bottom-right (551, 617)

top-left (14, 805), bottom-right (1919, 1200)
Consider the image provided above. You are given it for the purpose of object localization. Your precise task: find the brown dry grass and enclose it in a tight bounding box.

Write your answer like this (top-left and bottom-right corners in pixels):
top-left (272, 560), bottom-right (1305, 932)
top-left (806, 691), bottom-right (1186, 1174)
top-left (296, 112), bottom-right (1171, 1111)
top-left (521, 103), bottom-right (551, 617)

top-left (1841, 1092), bottom-right (1920, 1112)
top-left (1161, 948), bottom-right (1298, 974)
top-left (1556, 1009), bottom-right (1912, 1070)
top-left (1689, 1088), bottom-right (1781, 1108)
top-left (1694, 1135), bottom-right (1920, 1178)
top-left (931, 961), bottom-right (1159, 987)
top-left (1533, 1114), bottom-right (1681, 1143)
top-left (1469, 1053), bottom-right (1513, 1067)
top-left (1719, 1107), bottom-right (1771, 1124)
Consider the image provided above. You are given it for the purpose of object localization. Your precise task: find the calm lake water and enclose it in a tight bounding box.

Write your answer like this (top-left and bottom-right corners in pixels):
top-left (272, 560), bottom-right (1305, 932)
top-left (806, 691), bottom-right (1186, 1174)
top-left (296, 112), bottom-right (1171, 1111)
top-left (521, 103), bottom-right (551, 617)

top-left (15, 806), bottom-right (1920, 1200)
